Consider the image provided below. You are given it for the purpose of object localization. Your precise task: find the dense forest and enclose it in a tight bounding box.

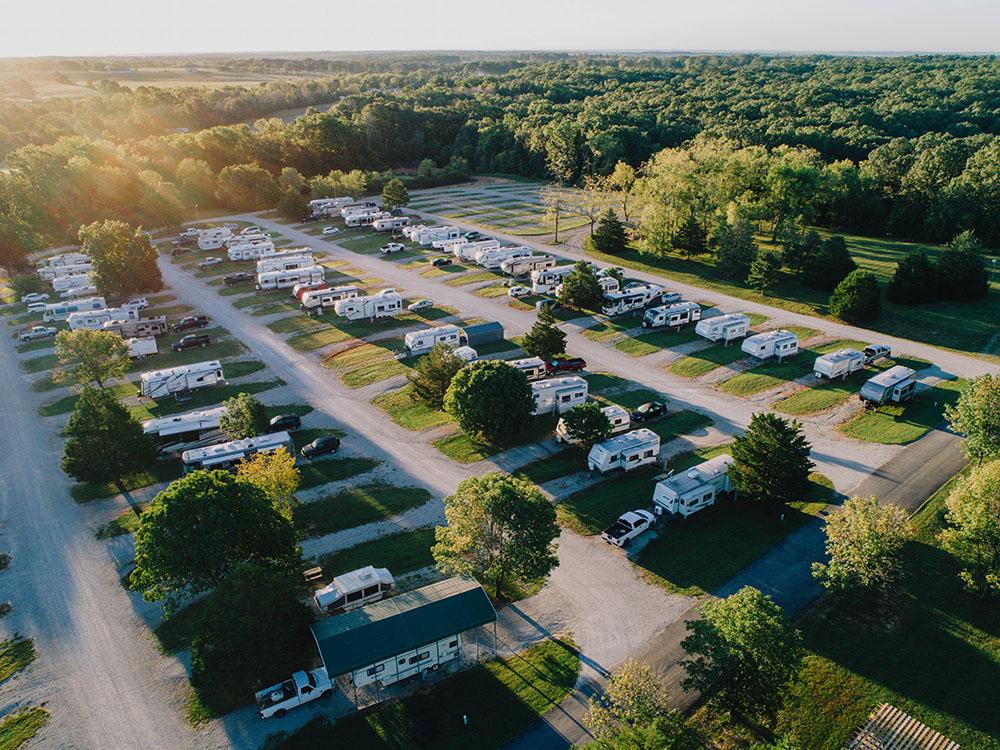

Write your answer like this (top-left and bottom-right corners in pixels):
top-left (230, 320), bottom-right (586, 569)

top-left (3, 53), bottom-right (1000, 269)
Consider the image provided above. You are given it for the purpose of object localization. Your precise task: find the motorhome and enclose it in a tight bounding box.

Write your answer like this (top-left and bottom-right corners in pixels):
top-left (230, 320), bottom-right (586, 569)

top-left (42, 296), bottom-right (107, 322)
top-left (339, 201), bottom-right (378, 218)
top-left (255, 251), bottom-right (315, 274)
top-left (652, 454), bottom-right (734, 518)
top-left (530, 376), bottom-right (588, 416)
top-left (500, 254), bottom-right (557, 277)
top-left (412, 225), bottom-right (461, 246)
top-left (126, 336), bottom-right (158, 359)
top-left (181, 431), bottom-right (293, 473)
top-left (345, 209), bottom-right (390, 228)
top-left (103, 315), bottom-right (168, 338)
top-left (39, 252), bottom-right (89, 269)
top-left (314, 566), bottom-right (395, 613)
top-left (695, 313), bottom-right (750, 343)
top-left (814, 348), bottom-right (865, 380)
top-left (300, 285), bottom-right (363, 310)
top-left (531, 265), bottom-right (577, 294)
top-left (404, 324), bottom-right (463, 356)
top-left (601, 283), bottom-right (663, 316)
top-left (859, 366), bottom-right (917, 407)
top-left (51, 272), bottom-right (95, 292)
top-left (452, 239), bottom-right (501, 262)
top-left (227, 240), bottom-right (276, 261)
top-left (67, 306), bottom-right (139, 331)
top-left (507, 357), bottom-right (547, 381)
top-left (476, 246), bottom-right (532, 270)
top-left (139, 360), bottom-right (224, 399)
top-left (741, 330), bottom-right (799, 360)
top-left (587, 429), bottom-right (661, 474)
top-left (372, 215), bottom-right (411, 232)
top-left (142, 406), bottom-right (226, 454)
top-left (642, 301), bottom-right (702, 329)
top-left (333, 289), bottom-right (403, 321)
top-left (256, 266), bottom-right (325, 291)
top-left (60, 284), bottom-right (100, 300)
top-left (556, 404), bottom-right (630, 444)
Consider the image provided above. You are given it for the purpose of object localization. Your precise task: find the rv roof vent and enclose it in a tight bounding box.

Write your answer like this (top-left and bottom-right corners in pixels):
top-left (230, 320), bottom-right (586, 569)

top-left (359, 569), bottom-right (374, 580)
top-left (687, 470), bottom-right (699, 479)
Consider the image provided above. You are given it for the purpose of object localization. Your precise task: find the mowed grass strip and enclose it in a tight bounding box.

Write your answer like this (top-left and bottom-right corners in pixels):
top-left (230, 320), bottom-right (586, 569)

top-left (838, 378), bottom-right (966, 444)
top-left (614, 326), bottom-right (701, 356)
top-left (297, 456), bottom-right (380, 490)
top-left (0, 636), bottom-right (37, 682)
top-left (293, 484), bottom-right (433, 538)
top-left (717, 350), bottom-right (819, 397)
top-left (515, 448), bottom-right (586, 485)
top-left (72, 458), bottom-right (182, 504)
top-left (669, 343), bottom-right (747, 378)
top-left (315, 527), bottom-right (436, 578)
top-left (323, 339), bottom-right (414, 388)
top-left (19, 353), bottom-right (58, 373)
top-left (444, 270), bottom-right (500, 286)
top-left (371, 385), bottom-right (452, 431)
top-left (557, 467), bottom-right (660, 536)
top-left (434, 416), bottom-right (557, 464)
top-left (0, 707), bottom-right (49, 750)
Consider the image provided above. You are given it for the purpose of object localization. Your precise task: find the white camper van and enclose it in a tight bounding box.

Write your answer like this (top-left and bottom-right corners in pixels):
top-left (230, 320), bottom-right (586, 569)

top-left (476, 246), bottom-right (532, 270)
top-left (601, 283), bottom-right (663, 316)
top-left (695, 313), bottom-right (750, 343)
top-left (642, 301), bottom-right (701, 329)
top-left (139, 360), bottom-right (224, 399)
top-left (300, 285), bottom-right (363, 310)
top-left (142, 406), bottom-right (226, 454)
top-left (556, 404), bottom-right (630, 444)
top-left (741, 330), bottom-right (799, 360)
top-left (314, 566), bottom-right (395, 613)
top-left (859, 365), bottom-right (917, 407)
top-left (501, 254), bottom-right (557, 277)
top-left (507, 357), bottom-right (547, 381)
top-left (814, 348), bottom-right (865, 380)
top-left (403, 324), bottom-right (463, 356)
top-left (587, 429), bottom-right (660, 474)
top-left (372, 215), bottom-right (411, 232)
top-left (333, 289), bottom-right (403, 321)
top-left (652, 454), bottom-right (734, 518)
top-left (181, 431), bottom-right (293, 473)
top-left (255, 251), bottom-right (315, 274)
top-left (531, 265), bottom-right (577, 294)
top-left (530, 376), bottom-right (588, 416)
top-left (42, 296), bottom-right (107, 322)
top-left (256, 266), bottom-right (324, 291)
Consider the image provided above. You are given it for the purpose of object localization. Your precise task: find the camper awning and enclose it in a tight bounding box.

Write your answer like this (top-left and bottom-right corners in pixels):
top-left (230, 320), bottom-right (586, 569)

top-left (311, 577), bottom-right (497, 677)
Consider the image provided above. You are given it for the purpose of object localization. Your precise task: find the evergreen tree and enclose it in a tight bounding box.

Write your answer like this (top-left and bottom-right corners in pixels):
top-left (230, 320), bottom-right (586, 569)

top-left (521, 307), bottom-right (567, 361)
top-left (746, 250), bottom-right (781, 295)
top-left (408, 343), bottom-right (466, 410)
top-left (936, 230), bottom-right (989, 301)
top-left (887, 250), bottom-right (937, 304)
top-left (829, 270), bottom-right (882, 324)
top-left (673, 213), bottom-right (708, 257)
top-left (729, 412), bottom-right (813, 505)
top-left (592, 209), bottom-right (627, 254)
top-left (558, 261), bottom-right (605, 311)
top-left (714, 218), bottom-right (759, 280)
top-left (381, 178), bottom-right (410, 211)
top-left (802, 235), bottom-right (857, 291)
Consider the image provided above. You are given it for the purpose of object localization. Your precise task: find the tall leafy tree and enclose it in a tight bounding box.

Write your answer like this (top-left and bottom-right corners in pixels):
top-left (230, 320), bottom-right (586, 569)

top-left (938, 460), bottom-right (1000, 598)
top-left (443, 360), bottom-right (534, 444)
top-left (801, 235), bottom-right (856, 291)
top-left (729, 412), bottom-right (813, 505)
top-left (673, 213), bottom-right (708, 258)
top-left (219, 393), bottom-right (269, 440)
top-left (54, 328), bottom-right (130, 388)
top-left (607, 161), bottom-right (637, 222)
top-left (714, 217), bottom-right (758, 280)
top-left (407, 343), bottom-right (465, 410)
top-left (945, 375), bottom-right (1000, 463)
top-left (558, 261), bottom-right (604, 311)
top-left (78, 219), bottom-right (162, 299)
top-left (587, 659), bottom-right (683, 746)
top-left (381, 178), bottom-right (409, 210)
top-left (561, 402), bottom-right (612, 448)
top-left (235, 447), bottom-right (300, 520)
top-left (521, 307), bottom-right (566, 361)
top-left (215, 163), bottom-right (280, 210)
top-left (276, 186), bottom-right (308, 220)
top-left (746, 250), bottom-right (781, 296)
top-left (828, 270), bottom-right (881, 324)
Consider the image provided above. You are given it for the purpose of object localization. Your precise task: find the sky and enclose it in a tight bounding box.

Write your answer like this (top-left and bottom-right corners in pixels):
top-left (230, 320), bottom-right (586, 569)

top-left (2, 0), bottom-right (999, 57)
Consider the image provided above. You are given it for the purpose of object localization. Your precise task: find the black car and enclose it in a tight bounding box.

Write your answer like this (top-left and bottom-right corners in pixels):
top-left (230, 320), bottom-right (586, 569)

top-left (224, 271), bottom-right (255, 287)
top-left (430, 257), bottom-right (451, 267)
top-left (170, 245), bottom-right (192, 256)
top-left (630, 401), bottom-right (666, 422)
top-left (172, 334), bottom-right (211, 352)
top-left (268, 414), bottom-right (302, 433)
top-left (300, 436), bottom-right (341, 459)
top-left (545, 357), bottom-right (587, 375)
top-left (172, 315), bottom-right (210, 332)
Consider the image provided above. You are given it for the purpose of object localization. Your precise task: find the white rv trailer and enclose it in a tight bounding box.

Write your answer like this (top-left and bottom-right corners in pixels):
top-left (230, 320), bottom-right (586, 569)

top-left (139, 360), bottom-right (224, 399)
top-left (412, 226), bottom-right (461, 246)
top-left (500, 254), bottom-right (557, 277)
top-left (314, 566), bottom-right (395, 614)
top-left (642, 302), bottom-right (702, 329)
top-left (292, 281), bottom-right (328, 299)
top-left (452, 239), bottom-right (501, 261)
top-left (403, 324), bottom-right (463, 356)
top-left (554, 275), bottom-right (619, 299)
top-left (401, 223), bottom-right (426, 239)
top-left (587, 428), bottom-right (660, 474)
top-left (255, 250), bottom-right (315, 274)
top-left (556, 404), bottom-right (630, 444)
top-left (439, 236), bottom-right (468, 253)
top-left (814, 348), bottom-right (865, 380)
top-left (39, 252), bottom-right (90, 268)
top-left (39, 262), bottom-right (92, 281)
top-left (741, 330), bottom-right (799, 360)
top-left (42, 296), bottom-right (107, 322)
top-left (256, 266), bottom-right (325, 291)
top-left (530, 376), bottom-right (588, 416)
top-left (227, 240), bottom-right (276, 262)
top-left (50, 272), bottom-right (95, 292)
top-left (225, 232), bottom-right (270, 248)
top-left (476, 246), bottom-right (532, 270)
top-left (695, 313), bottom-right (750, 343)
top-left (345, 210), bottom-right (391, 228)
top-left (300, 285), bottom-right (363, 310)
top-left (333, 289), bottom-right (403, 321)
top-left (652, 454), bottom-right (734, 518)
top-left (67, 306), bottom-right (139, 331)
top-left (531, 265), bottom-right (577, 294)
top-left (453, 345), bottom-right (478, 362)
top-left (197, 227), bottom-right (233, 251)
top-left (60, 284), bottom-right (100, 300)
top-left (601, 283), bottom-right (663, 316)
top-left (339, 201), bottom-right (378, 218)
top-left (372, 215), bottom-right (411, 232)
top-left (181, 431), bottom-right (293, 473)
top-left (142, 406), bottom-right (226, 454)
top-left (859, 365), bottom-right (917, 407)
top-left (309, 196), bottom-right (354, 217)
top-left (126, 336), bottom-right (158, 359)
top-left (507, 356), bottom-right (547, 381)
top-left (103, 315), bottom-right (168, 338)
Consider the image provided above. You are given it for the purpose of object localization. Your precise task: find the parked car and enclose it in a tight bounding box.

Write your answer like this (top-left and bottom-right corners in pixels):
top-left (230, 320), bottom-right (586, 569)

top-left (178, 228), bottom-right (200, 239)
top-left (321, 226), bottom-right (340, 236)
top-left (241, 225), bottom-right (263, 235)
top-left (301, 436), bottom-right (341, 459)
top-left (630, 401), bottom-right (666, 422)
top-left (863, 344), bottom-right (892, 365)
top-left (407, 299), bottom-right (433, 312)
top-left (170, 244), bottom-right (192, 256)
top-left (546, 357), bottom-right (586, 375)
top-left (430, 257), bottom-right (451, 267)
top-left (601, 510), bottom-right (655, 547)
top-left (21, 292), bottom-right (49, 304)
top-left (17, 325), bottom-right (58, 342)
top-left (172, 315), bottom-right (210, 332)
top-left (26, 302), bottom-right (49, 313)
top-left (268, 414), bottom-right (302, 433)
top-left (508, 286), bottom-right (531, 298)
top-left (380, 243), bottom-right (405, 254)
top-left (535, 299), bottom-right (558, 311)
top-left (660, 291), bottom-right (683, 306)
top-left (172, 334), bottom-right (211, 352)
top-left (224, 272), bottom-right (255, 286)
top-left (125, 297), bottom-right (149, 309)
top-left (197, 257), bottom-right (222, 269)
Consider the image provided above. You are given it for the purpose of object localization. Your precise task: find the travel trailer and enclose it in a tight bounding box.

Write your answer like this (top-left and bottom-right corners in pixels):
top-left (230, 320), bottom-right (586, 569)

top-left (401, 224), bottom-right (426, 240)
top-left (139, 360), bottom-right (224, 399)
top-left (51, 272), bottom-right (95, 292)
top-left (652, 454), bottom-right (734, 518)
top-left (67, 306), bottom-right (139, 331)
top-left (333, 289), bottom-right (403, 321)
top-left (741, 330), bottom-right (799, 360)
top-left (60, 284), bottom-right (100, 300)
top-left (314, 566), bottom-right (395, 613)
top-left (695, 313), bottom-right (750, 343)
top-left (181, 431), bottom-right (293, 473)
top-left (227, 240), bottom-right (276, 261)
top-left (104, 315), bottom-right (168, 338)
top-left (256, 266), bottom-right (324, 291)
top-left (814, 348), bottom-right (865, 380)
top-left (291, 281), bottom-right (328, 300)
top-left (339, 201), bottom-right (378, 218)
top-left (39, 263), bottom-right (92, 281)
top-left (225, 232), bottom-right (270, 247)
top-left (531, 265), bottom-right (577, 294)
top-left (452, 346), bottom-right (478, 362)
top-left (859, 366), bottom-right (917, 407)
top-left (345, 209), bottom-right (390, 228)
top-left (447, 239), bottom-right (496, 261)
top-left (126, 336), bottom-right (158, 359)
top-left (412, 225), bottom-right (461, 246)
top-left (507, 357), bottom-right (547, 381)
top-left (309, 197), bottom-right (353, 217)
top-left (601, 283), bottom-right (663, 316)
top-left (476, 246), bottom-right (532, 270)
top-left (530, 376), bottom-right (588, 416)
top-left (500, 254), bottom-right (557, 277)
top-left (300, 285), bottom-right (363, 310)
top-left (142, 406), bottom-right (226, 454)
top-left (39, 252), bottom-right (89, 269)
top-left (642, 301), bottom-right (702, 329)
top-left (404, 324), bottom-right (463, 356)
top-left (42, 296), bottom-right (107, 322)
top-left (197, 227), bottom-right (233, 250)
top-left (554, 275), bottom-right (619, 299)
top-left (255, 251), bottom-right (315, 274)
top-left (372, 215), bottom-right (411, 232)
top-left (587, 429), bottom-right (661, 474)
top-left (556, 404), bottom-right (630, 444)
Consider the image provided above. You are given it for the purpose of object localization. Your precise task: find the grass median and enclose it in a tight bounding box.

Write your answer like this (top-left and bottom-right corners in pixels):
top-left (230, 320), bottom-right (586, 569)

top-left (371, 384), bottom-right (452, 431)
top-left (294, 484), bottom-right (433, 539)
top-left (315, 527), bottom-right (436, 578)
top-left (838, 378), bottom-right (966, 444)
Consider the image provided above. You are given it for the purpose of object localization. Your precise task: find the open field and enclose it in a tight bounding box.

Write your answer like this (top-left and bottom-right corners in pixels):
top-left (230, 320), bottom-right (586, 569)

top-left (371, 384), bottom-right (452, 431)
top-left (669, 343), bottom-right (748, 378)
top-left (838, 378), bottom-right (966, 444)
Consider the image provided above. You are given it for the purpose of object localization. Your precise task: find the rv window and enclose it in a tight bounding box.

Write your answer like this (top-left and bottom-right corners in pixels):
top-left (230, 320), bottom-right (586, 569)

top-left (363, 585), bottom-right (379, 597)
top-left (418, 651), bottom-right (430, 661)
top-left (609, 454), bottom-right (620, 463)
top-left (399, 658), bottom-right (407, 665)
top-left (409, 656), bottom-right (419, 665)
top-left (330, 595), bottom-right (345, 609)
top-left (448, 640), bottom-right (458, 649)
top-left (366, 664), bottom-right (385, 677)
top-left (380, 582), bottom-right (392, 591)
top-left (627, 454), bottom-right (639, 463)
top-left (703, 493), bottom-right (713, 501)
top-left (346, 590), bottom-right (363, 603)
top-left (560, 394), bottom-right (572, 403)
top-left (643, 450), bottom-right (653, 459)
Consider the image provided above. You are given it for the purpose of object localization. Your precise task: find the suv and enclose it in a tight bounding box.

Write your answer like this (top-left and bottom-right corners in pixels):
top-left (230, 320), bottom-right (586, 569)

top-left (430, 257), bottom-right (451, 267)
top-left (301, 436), bottom-right (341, 459)
top-left (630, 401), bottom-right (666, 422)
top-left (20, 292), bottom-right (49, 304)
top-left (172, 315), bottom-right (210, 332)
top-left (863, 344), bottom-right (891, 365)
top-left (224, 271), bottom-right (255, 286)
top-left (170, 243), bottom-right (193, 256)
top-left (268, 414), bottom-right (302, 433)
top-left (172, 334), bottom-right (211, 352)
top-left (546, 357), bottom-right (586, 375)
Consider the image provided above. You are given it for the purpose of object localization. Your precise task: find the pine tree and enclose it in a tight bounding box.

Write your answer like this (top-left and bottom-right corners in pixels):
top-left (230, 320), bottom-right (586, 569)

top-left (937, 230), bottom-right (989, 301)
top-left (887, 250), bottom-right (937, 304)
top-left (673, 213), bottom-right (708, 258)
top-left (715, 218), bottom-right (759, 280)
top-left (521, 307), bottom-right (567, 360)
top-left (746, 250), bottom-right (781, 295)
top-left (558, 261), bottom-right (605, 311)
top-left (408, 343), bottom-right (466, 409)
top-left (829, 270), bottom-right (882, 324)
top-left (592, 209), bottom-right (627, 254)
top-left (802, 235), bottom-right (857, 291)
top-left (729, 412), bottom-right (814, 505)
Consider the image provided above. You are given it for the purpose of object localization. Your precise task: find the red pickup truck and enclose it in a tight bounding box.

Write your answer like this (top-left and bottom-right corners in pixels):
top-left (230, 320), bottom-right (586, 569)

top-left (545, 357), bottom-right (587, 375)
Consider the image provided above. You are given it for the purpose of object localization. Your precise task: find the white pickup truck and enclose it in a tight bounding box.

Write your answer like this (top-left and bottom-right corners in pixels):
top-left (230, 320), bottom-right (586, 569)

top-left (601, 510), bottom-right (655, 547)
top-left (256, 668), bottom-right (333, 718)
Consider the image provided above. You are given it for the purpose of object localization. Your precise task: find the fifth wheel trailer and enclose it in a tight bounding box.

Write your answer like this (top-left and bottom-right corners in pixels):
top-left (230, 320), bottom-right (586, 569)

top-left (642, 301), bottom-right (701, 329)
top-left (587, 429), bottom-right (660, 474)
top-left (139, 360), bottom-right (224, 399)
top-left (695, 313), bottom-right (750, 343)
top-left (333, 289), bottom-right (403, 321)
top-left (256, 251), bottom-right (315, 274)
top-left (142, 406), bottom-right (226, 454)
top-left (601, 283), bottom-right (663, 316)
top-left (300, 285), bottom-right (363, 310)
top-left (181, 431), bottom-right (293, 473)
top-left (256, 266), bottom-right (325, 291)
top-left (500, 254), bottom-right (557, 277)
top-left (42, 296), bottom-right (107, 322)
top-left (404, 324), bottom-right (463, 356)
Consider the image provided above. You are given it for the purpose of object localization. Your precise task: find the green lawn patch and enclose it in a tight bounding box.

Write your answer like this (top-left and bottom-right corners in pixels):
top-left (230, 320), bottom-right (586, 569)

top-left (718, 351), bottom-right (817, 397)
top-left (475, 338), bottom-right (520, 356)
top-left (557, 467), bottom-right (661, 536)
top-left (15, 338), bottom-right (55, 354)
top-left (222, 360), bottom-right (265, 379)
top-left (600, 388), bottom-right (663, 410)
top-left (474, 284), bottom-right (511, 299)
top-left (444, 270), bottom-right (500, 286)
top-left (267, 314), bottom-right (327, 334)
top-left (127, 331), bottom-right (245, 372)
top-left (297, 456), bottom-right (379, 490)
top-left (19, 353), bottom-right (58, 373)
top-left (0, 636), bottom-right (36, 682)
top-left (294, 484), bottom-right (433, 539)
top-left (614, 326), bottom-right (701, 356)
top-left (39, 381), bottom-right (138, 417)
top-left (315, 527), bottom-right (436, 578)
top-left (669, 343), bottom-right (747, 378)
top-left (265, 403), bottom-right (314, 419)
top-left (323, 340), bottom-right (414, 388)
top-left (95, 506), bottom-right (146, 539)
top-left (250, 300), bottom-right (302, 317)
top-left (515, 448), bottom-right (586, 485)
top-left (232, 290), bottom-right (288, 310)
top-left (0, 707), bottom-right (49, 750)
top-left (135, 379), bottom-right (285, 420)
top-left (372, 385), bottom-right (452, 431)
top-left (583, 371), bottom-right (631, 394)
top-left (784, 325), bottom-right (820, 341)
top-left (646, 409), bottom-right (713, 442)
top-left (434, 417), bottom-right (557, 464)
top-left (71, 458), bottom-right (182, 503)
top-left (839, 378), bottom-right (966, 444)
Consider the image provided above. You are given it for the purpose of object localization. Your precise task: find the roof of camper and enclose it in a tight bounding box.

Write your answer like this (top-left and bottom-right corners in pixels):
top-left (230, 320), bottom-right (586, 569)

top-left (142, 406), bottom-right (226, 434)
top-left (181, 431), bottom-right (290, 464)
top-left (658, 454), bottom-right (733, 495)
top-left (745, 329), bottom-right (797, 344)
top-left (866, 364), bottom-right (917, 388)
top-left (593, 428), bottom-right (659, 452)
top-left (311, 577), bottom-right (497, 677)
top-left (140, 360), bottom-right (221, 380)
top-left (531, 376), bottom-right (587, 392)
top-left (701, 312), bottom-right (749, 326)
top-left (816, 348), bottom-right (864, 364)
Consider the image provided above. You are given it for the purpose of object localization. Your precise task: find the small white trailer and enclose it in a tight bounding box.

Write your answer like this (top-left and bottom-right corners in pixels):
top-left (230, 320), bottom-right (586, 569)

top-left (339, 201), bottom-right (379, 219)
top-left (507, 356), bottom-right (547, 381)
top-left (695, 313), bottom-right (750, 343)
top-left (372, 215), bottom-right (411, 232)
top-left (500, 254), bottom-right (557, 277)
top-left (67, 306), bottom-right (139, 331)
top-left (42, 296), bottom-right (107, 322)
top-left (227, 240), bottom-right (276, 261)
top-left (51, 273), bottom-right (95, 293)
top-left (310, 196), bottom-right (354, 217)
top-left (181, 431), bottom-right (293, 473)
top-left (39, 252), bottom-right (89, 269)
top-left (256, 265), bottom-right (325, 291)
top-left (105, 315), bottom-right (169, 338)
top-left (859, 365), bottom-right (917, 407)
top-left (741, 329), bottom-right (799, 360)
top-left (652, 453), bottom-right (734, 518)
top-left (643, 301), bottom-right (702, 329)
top-left (333, 289), bottom-right (403, 321)
top-left (139, 360), bottom-right (224, 399)
top-left (412, 225), bottom-right (461, 247)
top-left (39, 263), bottom-right (92, 281)
top-left (601, 283), bottom-right (663, 316)
top-left (556, 404), bottom-right (630, 444)
top-left (314, 565), bottom-right (395, 613)
top-left (531, 265), bottom-right (577, 294)
top-left (197, 228), bottom-right (233, 251)
top-left (142, 406), bottom-right (226, 454)
top-left (300, 285), bottom-right (363, 310)
top-left (814, 348), bottom-right (865, 380)
top-left (60, 284), bottom-right (100, 300)
top-left (255, 251), bottom-right (315, 274)
top-left (476, 246), bottom-right (532, 270)
top-left (451, 239), bottom-right (500, 261)
top-left (530, 376), bottom-right (588, 416)
top-left (126, 336), bottom-right (158, 359)
top-left (453, 345), bottom-right (478, 362)
top-left (345, 209), bottom-right (391, 228)
top-left (587, 428), bottom-right (660, 474)
top-left (403, 324), bottom-right (463, 356)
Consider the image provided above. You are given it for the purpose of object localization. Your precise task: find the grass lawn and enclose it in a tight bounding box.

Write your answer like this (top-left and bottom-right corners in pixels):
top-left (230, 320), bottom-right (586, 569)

top-left (583, 371), bottom-right (632, 394)
top-left (444, 270), bottom-right (500, 286)
top-left (315, 527), bottom-right (436, 577)
top-left (71, 458), bottom-right (182, 504)
top-left (669, 342), bottom-right (747, 378)
top-left (371, 385), bottom-right (452, 431)
top-left (269, 638), bottom-right (580, 750)
top-left (293, 484), bottom-right (433, 538)
top-left (434, 417), bottom-right (557, 464)
top-left (717, 350), bottom-right (819, 397)
top-left (95, 506), bottom-right (146, 539)
top-left (474, 284), bottom-right (511, 299)
top-left (515, 448), bottom-right (586, 484)
top-left (15, 338), bottom-right (55, 354)
top-left (323, 340), bottom-right (414, 388)
top-left (232, 290), bottom-right (288, 310)
top-left (557, 466), bottom-right (661, 536)
top-left (0, 707), bottom-right (49, 750)
top-left (39, 380), bottom-right (138, 417)
top-left (614, 326), bottom-right (702, 356)
top-left (131, 379), bottom-right (285, 421)
top-left (19, 353), bottom-right (58, 373)
top-left (645, 409), bottom-right (713, 442)
top-left (126, 331), bottom-right (245, 372)
top-left (250, 300), bottom-right (302, 317)
top-left (264, 403), bottom-right (314, 419)
top-left (0, 636), bottom-right (36, 682)
top-left (839, 378), bottom-right (966, 444)
top-left (598, 388), bottom-right (662, 411)
top-left (297, 456), bottom-right (379, 490)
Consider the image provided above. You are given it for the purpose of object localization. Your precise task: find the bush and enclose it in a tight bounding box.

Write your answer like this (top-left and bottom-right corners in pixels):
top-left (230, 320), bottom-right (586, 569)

top-left (801, 236), bottom-right (857, 291)
top-left (887, 250), bottom-right (937, 304)
top-left (828, 270), bottom-right (882, 324)
top-left (936, 230), bottom-right (990, 301)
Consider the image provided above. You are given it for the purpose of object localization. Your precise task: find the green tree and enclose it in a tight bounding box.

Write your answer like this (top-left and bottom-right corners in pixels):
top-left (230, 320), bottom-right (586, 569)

top-left (607, 161), bottom-right (638, 222)
top-left (812, 496), bottom-right (913, 596)
top-left (278, 166), bottom-right (306, 193)
top-left (938, 460), bottom-right (1000, 597)
top-left (215, 163), bottom-right (280, 211)
top-left (714, 218), bottom-right (759, 280)
top-left (407, 343), bottom-right (465, 410)
top-left (380, 178), bottom-right (409, 211)
top-left (432, 472), bottom-right (559, 598)
top-left (78, 219), bottom-right (162, 299)
top-left (587, 659), bottom-right (683, 747)
top-left (801, 235), bottom-right (856, 291)
top-left (680, 586), bottom-right (803, 724)
top-left (746, 250), bottom-right (781, 295)
top-left (779, 224), bottom-right (820, 274)
top-left (235, 447), bottom-right (300, 520)
top-left (276, 186), bottom-right (308, 221)
top-left (729, 412), bottom-right (813, 506)
top-left (558, 261), bottom-right (605, 311)
top-left (54, 328), bottom-right (130, 388)
top-left (561, 402), bottom-right (612, 448)
top-left (219, 393), bottom-right (269, 440)
top-left (936, 230), bottom-right (989, 301)
top-left (945, 375), bottom-right (1000, 463)
top-left (176, 157), bottom-right (216, 205)
top-left (887, 250), bottom-right (937, 304)
top-left (592, 209), bottom-right (627, 254)
top-left (443, 360), bottom-right (534, 444)
top-left (673, 213), bottom-right (708, 258)
top-left (61, 386), bottom-right (157, 489)
top-left (132, 470), bottom-right (299, 606)
top-left (828, 270), bottom-right (882, 324)
top-left (521, 307), bottom-right (566, 361)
